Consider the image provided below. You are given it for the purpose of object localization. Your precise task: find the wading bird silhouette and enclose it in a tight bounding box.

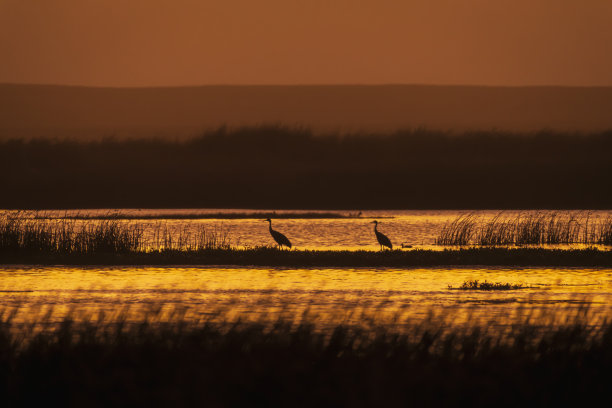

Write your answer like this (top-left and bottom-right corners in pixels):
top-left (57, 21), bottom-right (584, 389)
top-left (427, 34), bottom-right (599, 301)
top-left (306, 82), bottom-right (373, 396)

top-left (265, 218), bottom-right (292, 249)
top-left (372, 220), bottom-right (392, 251)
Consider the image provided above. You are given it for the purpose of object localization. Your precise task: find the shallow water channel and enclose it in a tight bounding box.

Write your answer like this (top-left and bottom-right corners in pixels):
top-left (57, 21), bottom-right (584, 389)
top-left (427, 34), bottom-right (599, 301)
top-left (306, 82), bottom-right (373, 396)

top-left (2, 266), bottom-right (611, 332)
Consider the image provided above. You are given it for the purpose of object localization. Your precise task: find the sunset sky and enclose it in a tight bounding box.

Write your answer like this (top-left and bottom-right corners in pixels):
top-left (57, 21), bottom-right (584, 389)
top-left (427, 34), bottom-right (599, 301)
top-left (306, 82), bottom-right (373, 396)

top-left (1, 0), bottom-right (611, 87)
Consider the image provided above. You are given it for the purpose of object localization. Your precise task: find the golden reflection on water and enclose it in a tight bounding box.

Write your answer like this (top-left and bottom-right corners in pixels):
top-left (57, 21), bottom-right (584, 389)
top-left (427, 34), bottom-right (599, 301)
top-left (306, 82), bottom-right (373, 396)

top-left (2, 266), bottom-right (611, 332)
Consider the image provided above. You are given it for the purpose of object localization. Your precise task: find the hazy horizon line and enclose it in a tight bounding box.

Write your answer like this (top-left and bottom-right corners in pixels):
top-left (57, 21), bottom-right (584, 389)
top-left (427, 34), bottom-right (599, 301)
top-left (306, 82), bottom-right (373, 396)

top-left (3, 82), bottom-right (612, 90)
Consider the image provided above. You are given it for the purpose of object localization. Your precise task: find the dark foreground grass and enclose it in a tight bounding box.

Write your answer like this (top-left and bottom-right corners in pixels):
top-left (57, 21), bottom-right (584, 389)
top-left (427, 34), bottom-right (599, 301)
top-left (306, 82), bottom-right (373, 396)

top-left (1, 308), bottom-right (612, 406)
top-left (2, 247), bottom-right (612, 267)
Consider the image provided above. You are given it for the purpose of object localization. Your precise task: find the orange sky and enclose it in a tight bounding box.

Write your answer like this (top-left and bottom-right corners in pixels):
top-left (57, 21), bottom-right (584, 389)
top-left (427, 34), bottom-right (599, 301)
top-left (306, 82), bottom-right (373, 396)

top-left (1, 0), bottom-right (611, 87)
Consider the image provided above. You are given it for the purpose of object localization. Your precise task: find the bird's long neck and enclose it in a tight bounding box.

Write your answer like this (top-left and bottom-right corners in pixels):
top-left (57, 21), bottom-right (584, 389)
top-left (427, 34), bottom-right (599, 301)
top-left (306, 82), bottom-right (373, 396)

top-left (268, 221), bottom-right (273, 232)
top-left (374, 223), bottom-right (378, 232)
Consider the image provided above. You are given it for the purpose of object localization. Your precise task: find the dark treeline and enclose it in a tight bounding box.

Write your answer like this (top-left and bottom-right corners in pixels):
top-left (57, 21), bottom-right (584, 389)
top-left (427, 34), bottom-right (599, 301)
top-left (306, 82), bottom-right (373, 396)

top-left (1, 127), bottom-right (611, 209)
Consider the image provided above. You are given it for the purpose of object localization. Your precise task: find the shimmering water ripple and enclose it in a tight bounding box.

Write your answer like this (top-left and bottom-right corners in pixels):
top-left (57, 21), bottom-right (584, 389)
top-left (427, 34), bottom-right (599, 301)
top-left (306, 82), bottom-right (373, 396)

top-left (2, 266), bottom-right (611, 330)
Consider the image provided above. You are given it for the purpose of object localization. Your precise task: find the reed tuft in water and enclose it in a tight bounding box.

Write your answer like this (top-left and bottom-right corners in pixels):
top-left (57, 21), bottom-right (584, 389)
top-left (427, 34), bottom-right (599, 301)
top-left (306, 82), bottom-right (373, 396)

top-left (449, 279), bottom-right (526, 290)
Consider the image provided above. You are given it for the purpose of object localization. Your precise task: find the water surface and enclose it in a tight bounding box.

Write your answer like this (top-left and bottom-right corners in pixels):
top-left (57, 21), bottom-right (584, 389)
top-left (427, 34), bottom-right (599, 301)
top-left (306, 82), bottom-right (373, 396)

top-left (3, 209), bottom-right (611, 332)
top-left (2, 265), bottom-right (611, 331)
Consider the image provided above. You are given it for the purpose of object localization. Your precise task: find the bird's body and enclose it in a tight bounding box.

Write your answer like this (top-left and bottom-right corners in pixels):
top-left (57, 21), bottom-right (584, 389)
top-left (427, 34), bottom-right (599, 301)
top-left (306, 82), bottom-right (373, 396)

top-left (266, 218), bottom-right (292, 249)
top-left (372, 220), bottom-right (392, 250)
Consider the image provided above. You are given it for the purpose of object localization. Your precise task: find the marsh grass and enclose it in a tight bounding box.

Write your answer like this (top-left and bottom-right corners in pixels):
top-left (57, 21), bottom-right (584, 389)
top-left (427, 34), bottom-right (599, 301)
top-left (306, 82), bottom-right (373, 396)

top-left (0, 212), bottom-right (231, 254)
top-left (435, 213), bottom-right (477, 245)
top-left (149, 223), bottom-right (231, 251)
top-left (1, 212), bottom-right (611, 266)
top-left (437, 211), bottom-right (612, 246)
top-left (0, 213), bottom-right (143, 254)
top-left (595, 216), bottom-right (612, 245)
top-left (1, 303), bottom-right (611, 406)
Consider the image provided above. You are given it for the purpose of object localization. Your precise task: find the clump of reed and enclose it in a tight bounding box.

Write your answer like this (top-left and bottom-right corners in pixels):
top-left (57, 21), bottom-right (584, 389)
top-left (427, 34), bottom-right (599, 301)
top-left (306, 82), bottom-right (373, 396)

top-left (1, 303), bottom-right (611, 406)
top-left (0, 212), bottom-right (231, 254)
top-left (594, 216), bottom-right (612, 245)
top-left (437, 211), bottom-right (612, 246)
top-left (449, 279), bottom-right (525, 290)
top-left (435, 213), bottom-right (477, 245)
top-left (0, 213), bottom-right (143, 254)
top-left (150, 223), bottom-right (231, 251)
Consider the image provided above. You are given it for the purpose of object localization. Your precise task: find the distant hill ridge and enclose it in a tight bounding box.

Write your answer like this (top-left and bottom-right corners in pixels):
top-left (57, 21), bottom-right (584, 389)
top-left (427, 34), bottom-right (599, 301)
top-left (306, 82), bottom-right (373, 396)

top-left (2, 83), bottom-right (612, 139)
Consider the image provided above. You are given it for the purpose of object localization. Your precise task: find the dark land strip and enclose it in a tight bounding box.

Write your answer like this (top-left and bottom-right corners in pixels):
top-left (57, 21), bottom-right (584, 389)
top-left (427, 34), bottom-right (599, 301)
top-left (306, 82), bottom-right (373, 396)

top-left (31, 212), bottom-right (372, 220)
top-left (2, 247), bottom-right (611, 267)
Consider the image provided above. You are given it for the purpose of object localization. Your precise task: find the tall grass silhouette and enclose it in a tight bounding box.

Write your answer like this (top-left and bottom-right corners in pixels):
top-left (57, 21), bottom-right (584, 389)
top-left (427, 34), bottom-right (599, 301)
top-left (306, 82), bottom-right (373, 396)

top-left (1, 212), bottom-right (611, 266)
top-left (0, 212), bottom-right (230, 254)
top-left (1, 302), bottom-right (611, 406)
top-left (437, 211), bottom-right (612, 246)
